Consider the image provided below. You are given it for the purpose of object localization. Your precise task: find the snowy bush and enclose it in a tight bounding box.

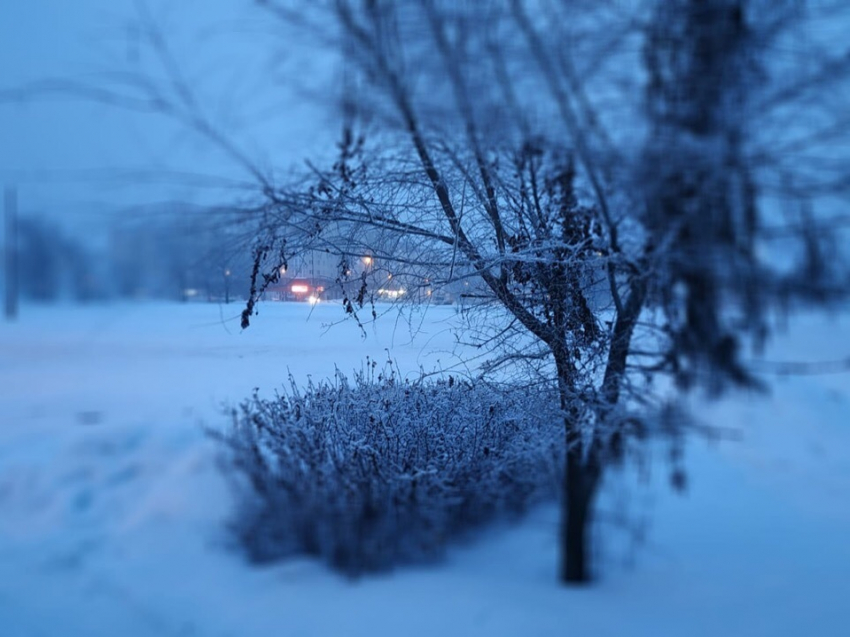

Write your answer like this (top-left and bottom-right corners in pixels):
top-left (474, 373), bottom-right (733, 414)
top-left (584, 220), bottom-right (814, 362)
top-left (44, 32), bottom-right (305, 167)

top-left (217, 365), bottom-right (563, 574)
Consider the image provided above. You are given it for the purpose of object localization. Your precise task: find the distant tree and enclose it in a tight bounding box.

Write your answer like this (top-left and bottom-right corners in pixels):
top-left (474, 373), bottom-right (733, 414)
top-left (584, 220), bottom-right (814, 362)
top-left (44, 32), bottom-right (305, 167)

top-left (16, 215), bottom-right (102, 302)
top-left (17, 216), bottom-right (64, 301)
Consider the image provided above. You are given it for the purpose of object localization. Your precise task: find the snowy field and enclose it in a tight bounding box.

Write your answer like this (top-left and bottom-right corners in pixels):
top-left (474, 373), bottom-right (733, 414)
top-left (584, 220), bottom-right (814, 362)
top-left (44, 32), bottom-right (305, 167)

top-left (0, 301), bottom-right (848, 637)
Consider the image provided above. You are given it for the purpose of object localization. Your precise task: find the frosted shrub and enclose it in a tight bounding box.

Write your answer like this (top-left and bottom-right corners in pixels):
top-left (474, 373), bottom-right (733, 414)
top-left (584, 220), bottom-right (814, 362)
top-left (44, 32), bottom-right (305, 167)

top-left (218, 367), bottom-right (562, 574)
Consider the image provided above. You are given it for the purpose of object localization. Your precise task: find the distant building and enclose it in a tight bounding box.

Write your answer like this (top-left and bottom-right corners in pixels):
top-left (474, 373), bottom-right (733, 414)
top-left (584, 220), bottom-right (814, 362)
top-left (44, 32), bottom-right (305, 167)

top-left (264, 249), bottom-right (345, 302)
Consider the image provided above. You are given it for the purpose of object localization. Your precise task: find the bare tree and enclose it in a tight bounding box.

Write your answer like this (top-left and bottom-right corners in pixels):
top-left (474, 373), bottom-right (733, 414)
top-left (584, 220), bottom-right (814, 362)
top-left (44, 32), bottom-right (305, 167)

top-left (229, 0), bottom-right (849, 583)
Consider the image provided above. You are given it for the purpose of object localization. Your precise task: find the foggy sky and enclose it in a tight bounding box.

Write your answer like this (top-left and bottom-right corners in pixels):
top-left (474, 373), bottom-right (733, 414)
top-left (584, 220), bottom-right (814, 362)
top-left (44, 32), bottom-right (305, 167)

top-left (0, 0), bottom-right (337, 224)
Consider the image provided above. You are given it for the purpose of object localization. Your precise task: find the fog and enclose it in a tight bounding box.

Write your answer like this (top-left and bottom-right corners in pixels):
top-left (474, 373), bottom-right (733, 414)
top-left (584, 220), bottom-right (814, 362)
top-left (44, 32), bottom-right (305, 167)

top-left (1, 0), bottom-right (345, 305)
top-left (1, 2), bottom-right (849, 634)
top-left (1, 0), bottom-right (336, 215)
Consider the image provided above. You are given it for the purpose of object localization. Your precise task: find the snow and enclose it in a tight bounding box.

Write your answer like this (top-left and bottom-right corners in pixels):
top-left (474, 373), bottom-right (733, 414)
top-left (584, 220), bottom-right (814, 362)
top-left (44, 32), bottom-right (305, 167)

top-left (1, 301), bottom-right (848, 636)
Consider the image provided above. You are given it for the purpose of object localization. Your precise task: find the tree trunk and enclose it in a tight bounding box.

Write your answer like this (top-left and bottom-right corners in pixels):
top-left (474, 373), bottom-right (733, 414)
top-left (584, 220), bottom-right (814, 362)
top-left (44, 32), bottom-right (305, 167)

top-left (560, 440), bottom-right (599, 584)
top-left (554, 349), bottom-right (601, 584)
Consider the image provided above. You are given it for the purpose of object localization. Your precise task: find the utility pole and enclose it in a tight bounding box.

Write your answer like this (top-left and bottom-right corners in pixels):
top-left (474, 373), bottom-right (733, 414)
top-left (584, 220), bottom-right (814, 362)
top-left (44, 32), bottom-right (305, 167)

top-left (4, 186), bottom-right (18, 321)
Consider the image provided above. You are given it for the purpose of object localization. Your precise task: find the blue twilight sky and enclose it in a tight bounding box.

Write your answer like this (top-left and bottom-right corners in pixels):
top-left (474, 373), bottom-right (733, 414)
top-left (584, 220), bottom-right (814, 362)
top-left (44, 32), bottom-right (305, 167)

top-left (0, 0), bottom-right (338, 224)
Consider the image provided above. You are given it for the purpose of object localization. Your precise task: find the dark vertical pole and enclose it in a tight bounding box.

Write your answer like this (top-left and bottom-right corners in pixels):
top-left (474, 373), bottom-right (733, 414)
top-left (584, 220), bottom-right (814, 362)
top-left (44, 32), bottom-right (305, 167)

top-left (4, 186), bottom-right (18, 320)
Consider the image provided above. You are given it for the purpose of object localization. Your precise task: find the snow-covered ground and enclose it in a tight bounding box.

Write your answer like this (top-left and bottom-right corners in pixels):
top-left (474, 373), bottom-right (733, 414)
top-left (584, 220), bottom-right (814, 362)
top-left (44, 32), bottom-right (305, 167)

top-left (0, 301), bottom-right (848, 637)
